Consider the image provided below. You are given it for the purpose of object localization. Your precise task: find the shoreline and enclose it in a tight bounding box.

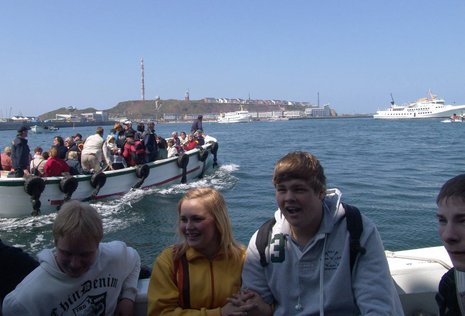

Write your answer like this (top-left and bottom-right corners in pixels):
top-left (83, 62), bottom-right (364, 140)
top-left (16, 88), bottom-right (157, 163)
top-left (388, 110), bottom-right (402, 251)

top-left (0, 115), bottom-right (374, 131)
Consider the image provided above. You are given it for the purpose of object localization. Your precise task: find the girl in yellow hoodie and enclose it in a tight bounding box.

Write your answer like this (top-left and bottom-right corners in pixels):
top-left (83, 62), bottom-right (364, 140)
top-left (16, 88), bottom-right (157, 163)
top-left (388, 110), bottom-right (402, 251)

top-left (148, 187), bottom-right (262, 316)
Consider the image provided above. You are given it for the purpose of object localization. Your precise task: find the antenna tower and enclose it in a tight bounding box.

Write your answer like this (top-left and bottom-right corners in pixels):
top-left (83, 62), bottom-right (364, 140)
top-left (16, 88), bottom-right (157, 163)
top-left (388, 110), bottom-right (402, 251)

top-left (141, 58), bottom-right (145, 101)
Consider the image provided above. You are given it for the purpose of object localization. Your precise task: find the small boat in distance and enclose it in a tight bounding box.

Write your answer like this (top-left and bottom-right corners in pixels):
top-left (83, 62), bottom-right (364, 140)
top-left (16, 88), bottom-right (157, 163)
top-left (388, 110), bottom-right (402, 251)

top-left (441, 113), bottom-right (465, 123)
top-left (218, 105), bottom-right (253, 123)
top-left (30, 125), bottom-right (60, 134)
top-left (373, 91), bottom-right (465, 119)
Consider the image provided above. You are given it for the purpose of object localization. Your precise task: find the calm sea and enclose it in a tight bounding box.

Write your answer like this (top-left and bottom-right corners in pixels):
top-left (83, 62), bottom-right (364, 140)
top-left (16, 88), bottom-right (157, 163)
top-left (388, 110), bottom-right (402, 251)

top-left (0, 118), bottom-right (462, 267)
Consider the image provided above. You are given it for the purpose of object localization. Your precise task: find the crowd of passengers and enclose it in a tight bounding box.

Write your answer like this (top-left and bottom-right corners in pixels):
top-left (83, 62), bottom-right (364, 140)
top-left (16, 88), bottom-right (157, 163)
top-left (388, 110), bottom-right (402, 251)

top-left (2, 120), bottom-right (207, 178)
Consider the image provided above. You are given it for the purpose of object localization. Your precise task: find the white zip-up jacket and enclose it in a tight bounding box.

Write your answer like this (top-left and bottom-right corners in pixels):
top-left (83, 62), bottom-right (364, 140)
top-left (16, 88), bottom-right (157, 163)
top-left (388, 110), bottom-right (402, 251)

top-left (242, 189), bottom-right (404, 316)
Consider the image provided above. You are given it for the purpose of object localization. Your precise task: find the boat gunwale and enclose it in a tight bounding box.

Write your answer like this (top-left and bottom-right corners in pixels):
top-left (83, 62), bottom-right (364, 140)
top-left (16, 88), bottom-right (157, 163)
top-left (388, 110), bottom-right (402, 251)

top-left (0, 143), bottom-right (213, 187)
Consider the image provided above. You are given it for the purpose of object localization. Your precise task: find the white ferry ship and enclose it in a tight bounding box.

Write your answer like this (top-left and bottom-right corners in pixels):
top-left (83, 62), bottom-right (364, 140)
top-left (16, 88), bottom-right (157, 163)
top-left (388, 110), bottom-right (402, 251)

top-left (373, 91), bottom-right (465, 119)
top-left (217, 105), bottom-right (253, 123)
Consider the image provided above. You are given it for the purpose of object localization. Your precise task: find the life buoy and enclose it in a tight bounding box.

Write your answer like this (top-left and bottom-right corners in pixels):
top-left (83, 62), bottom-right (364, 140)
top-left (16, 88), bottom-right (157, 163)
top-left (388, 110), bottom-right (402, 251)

top-left (210, 142), bottom-right (219, 167)
top-left (59, 176), bottom-right (78, 201)
top-left (133, 164), bottom-right (150, 189)
top-left (198, 149), bottom-right (209, 162)
top-left (177, 153), bottom-right (189, 184)
top-left (210, 142), bottom-right (219, 155)
top-left (24, 176), bottom-right (46, 216)
top-left (90, 172), bottom-right (106, 189)
top-left (136, 164), bottom-right (150, 179)
top-left (177, 154), bottom-right (189, 169)
top-left (84, 172), bottom-right (106, 201)
top-left (24, 176), bottom-right (46, 196)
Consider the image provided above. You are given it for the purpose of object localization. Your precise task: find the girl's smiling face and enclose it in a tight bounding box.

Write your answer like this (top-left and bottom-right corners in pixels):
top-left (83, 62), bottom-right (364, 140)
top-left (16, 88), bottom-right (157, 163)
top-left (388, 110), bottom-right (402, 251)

top-left (179, 198), bottom-right (219, 258)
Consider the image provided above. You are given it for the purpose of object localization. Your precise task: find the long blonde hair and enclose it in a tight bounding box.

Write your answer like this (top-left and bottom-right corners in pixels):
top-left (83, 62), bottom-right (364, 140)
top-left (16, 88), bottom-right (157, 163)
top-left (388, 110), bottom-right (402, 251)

top-left (175, 187), bottom-right (243, 262)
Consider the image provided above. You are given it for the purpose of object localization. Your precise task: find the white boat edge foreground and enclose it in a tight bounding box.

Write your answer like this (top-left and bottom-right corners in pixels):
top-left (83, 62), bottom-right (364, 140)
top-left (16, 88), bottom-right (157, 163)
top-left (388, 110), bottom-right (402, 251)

top-left (373, 91), bottom-right (465, 119)
top-left (133, 245), bottom-right (452, 315)
top-left (0, 140), bottom-right (218, 218)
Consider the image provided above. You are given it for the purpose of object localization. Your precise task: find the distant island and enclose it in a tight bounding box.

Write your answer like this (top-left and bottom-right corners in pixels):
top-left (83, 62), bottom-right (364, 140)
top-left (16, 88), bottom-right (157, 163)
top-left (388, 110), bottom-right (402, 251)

top-left (0, 97), bottom-right (371, 131)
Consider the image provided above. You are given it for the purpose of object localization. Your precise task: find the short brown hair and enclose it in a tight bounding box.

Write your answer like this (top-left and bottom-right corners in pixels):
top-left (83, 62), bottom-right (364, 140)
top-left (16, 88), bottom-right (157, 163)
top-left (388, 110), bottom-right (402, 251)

top-left (437, 174), bottom-right (465, 205)
top-left (273, 151), bottom-right (326, 194)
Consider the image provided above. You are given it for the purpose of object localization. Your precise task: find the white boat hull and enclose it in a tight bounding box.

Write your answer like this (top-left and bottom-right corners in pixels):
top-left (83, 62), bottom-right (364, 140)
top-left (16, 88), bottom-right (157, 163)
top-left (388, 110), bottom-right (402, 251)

top-left (217, 110), bottom-right (252, 123)
top-left (387, 246), bottom-right (451, 315)
top-left (373, 92), bottom-right (465, 119)
top-left (134, 245), bottom-right (451, 315)
top-left (30, 125), bottom-right (59, 134)
top-left (374, 105), bottom-right (465, 119)
top-left (441, 118), bottom-right (465, 123)
top-left (0, 142), bottom-right (218, 218)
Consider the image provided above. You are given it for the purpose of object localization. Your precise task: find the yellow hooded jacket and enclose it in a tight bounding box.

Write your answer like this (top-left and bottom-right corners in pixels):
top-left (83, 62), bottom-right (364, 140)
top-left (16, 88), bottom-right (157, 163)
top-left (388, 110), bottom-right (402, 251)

top-left (147, 245), bottom-right (245, 315)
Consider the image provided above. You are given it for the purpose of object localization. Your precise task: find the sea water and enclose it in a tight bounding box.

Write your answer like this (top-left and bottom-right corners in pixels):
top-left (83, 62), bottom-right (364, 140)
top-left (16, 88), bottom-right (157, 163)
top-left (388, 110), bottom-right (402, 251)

top-left (0, 118), bottom-right (462, 267)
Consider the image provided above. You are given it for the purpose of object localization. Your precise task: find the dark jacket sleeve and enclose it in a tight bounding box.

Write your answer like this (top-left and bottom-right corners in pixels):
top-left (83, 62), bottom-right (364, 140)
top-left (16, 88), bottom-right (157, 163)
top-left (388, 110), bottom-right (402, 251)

top-left (0, 240), bottom-right (39, 302)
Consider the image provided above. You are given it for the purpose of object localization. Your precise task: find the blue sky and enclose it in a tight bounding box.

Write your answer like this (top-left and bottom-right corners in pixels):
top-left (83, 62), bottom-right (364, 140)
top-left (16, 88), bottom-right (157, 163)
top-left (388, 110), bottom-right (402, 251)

top-left (1, 1), bottom-right (464, 116)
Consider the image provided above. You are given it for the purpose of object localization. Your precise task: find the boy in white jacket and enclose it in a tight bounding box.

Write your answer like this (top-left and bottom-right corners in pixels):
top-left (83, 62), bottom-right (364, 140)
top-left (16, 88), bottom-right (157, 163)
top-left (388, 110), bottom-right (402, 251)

top-left (2, 200), bottom-right (140, 315)
top-left (241, 151), bottom-right (403, 315)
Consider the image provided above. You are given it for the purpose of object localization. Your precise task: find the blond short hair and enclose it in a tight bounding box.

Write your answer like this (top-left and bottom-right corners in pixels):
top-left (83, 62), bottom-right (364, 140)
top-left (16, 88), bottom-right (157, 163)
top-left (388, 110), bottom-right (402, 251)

top-left (53, 200), bottom-right (103, 245)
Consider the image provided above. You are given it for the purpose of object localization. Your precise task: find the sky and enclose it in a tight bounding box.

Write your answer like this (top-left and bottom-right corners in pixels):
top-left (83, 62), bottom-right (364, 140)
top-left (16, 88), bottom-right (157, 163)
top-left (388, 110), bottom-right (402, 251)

top-left (1, 1), bottom-right (465, 116)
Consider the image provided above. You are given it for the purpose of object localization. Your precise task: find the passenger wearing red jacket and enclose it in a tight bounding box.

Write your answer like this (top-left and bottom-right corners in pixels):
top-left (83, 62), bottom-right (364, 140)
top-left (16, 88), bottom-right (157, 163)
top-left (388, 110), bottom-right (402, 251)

top-left (44, 147), bottom-right (70, 177)
top-left (122, 132), bottom-right (137, 166)
top-left (183, 134), bottom-right (197, 151)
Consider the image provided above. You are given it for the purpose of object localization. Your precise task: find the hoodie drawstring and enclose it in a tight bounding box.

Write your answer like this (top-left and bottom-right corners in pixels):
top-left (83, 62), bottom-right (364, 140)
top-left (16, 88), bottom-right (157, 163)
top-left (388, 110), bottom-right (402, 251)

top-left (319, 235), bottom-right (328, 316)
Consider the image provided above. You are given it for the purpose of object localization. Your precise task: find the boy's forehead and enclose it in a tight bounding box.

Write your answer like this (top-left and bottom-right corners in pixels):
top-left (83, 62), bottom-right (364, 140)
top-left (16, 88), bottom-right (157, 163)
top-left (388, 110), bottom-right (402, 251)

top-left (437, 197), bottom-right (465, 214)
top-left (275, 178), bottom-right (310, 187)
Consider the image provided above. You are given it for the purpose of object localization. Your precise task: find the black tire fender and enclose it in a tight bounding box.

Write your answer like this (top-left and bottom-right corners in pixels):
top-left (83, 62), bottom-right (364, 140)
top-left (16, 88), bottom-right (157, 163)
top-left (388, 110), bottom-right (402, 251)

top-left (136, 164), bottom-right (150, 179)
top-left (59, 176), bottom-right (78, 195)
top-left (198, 149), bottom-right (209, 162)
top-left (24, 176), bottom-right (46, 197)
top-left (177, 154), bottom-right (189, 169)
top-left (90, 172), bottom-right (106, 188)
top-left (210, 142), bottom-right (219, 155)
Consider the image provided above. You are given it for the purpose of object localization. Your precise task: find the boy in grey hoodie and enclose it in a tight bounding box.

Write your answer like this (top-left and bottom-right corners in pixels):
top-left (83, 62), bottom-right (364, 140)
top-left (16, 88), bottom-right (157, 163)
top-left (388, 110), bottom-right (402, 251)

top-left (241, 151), bottom-right (403, 315)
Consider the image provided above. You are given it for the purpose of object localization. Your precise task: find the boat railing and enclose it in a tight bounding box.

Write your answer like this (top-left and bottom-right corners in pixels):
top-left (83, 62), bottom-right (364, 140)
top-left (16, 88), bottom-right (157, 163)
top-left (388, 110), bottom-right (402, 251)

top-left (385, 250), bottom-right (452, 270)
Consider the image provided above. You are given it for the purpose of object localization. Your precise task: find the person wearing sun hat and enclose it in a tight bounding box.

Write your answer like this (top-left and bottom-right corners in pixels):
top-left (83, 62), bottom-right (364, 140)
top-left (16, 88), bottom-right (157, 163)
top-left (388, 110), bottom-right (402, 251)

top-left (11, 126), bottom-right (31, 177)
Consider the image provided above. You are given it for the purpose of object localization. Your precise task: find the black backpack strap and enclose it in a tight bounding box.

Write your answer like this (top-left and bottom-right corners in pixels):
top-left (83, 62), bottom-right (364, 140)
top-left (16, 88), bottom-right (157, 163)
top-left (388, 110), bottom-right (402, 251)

top-left (342, 202), bottom-right (366, 272)
top-left (255, 217), bottom-right (276, 267)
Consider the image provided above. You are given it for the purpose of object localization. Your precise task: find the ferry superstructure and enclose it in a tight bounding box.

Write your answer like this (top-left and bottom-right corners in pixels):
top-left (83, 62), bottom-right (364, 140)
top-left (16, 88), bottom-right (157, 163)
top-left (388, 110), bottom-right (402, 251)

top-left (373, 91), bottom-right (465, 119)
top-left (217, 104), bottom-right (253, 123)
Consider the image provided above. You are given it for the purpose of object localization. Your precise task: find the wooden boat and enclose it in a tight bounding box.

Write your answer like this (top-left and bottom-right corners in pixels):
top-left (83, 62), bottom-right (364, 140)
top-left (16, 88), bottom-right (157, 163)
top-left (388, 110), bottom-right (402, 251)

top-left (133, 245), bottom-right (451, 315)
top-left (0, 141), bottom-right (218, 218)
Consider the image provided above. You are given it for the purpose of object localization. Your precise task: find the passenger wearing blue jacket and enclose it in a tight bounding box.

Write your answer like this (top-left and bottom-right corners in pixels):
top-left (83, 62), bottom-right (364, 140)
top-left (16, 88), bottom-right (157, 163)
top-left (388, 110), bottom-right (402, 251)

top-left (11, 126), bottom-right (31, 177)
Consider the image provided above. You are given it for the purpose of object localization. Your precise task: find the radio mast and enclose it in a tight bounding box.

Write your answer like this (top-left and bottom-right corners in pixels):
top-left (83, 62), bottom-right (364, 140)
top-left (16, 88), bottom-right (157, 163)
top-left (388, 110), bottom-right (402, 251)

top-left (141, 58), bottom-right (145, 101)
